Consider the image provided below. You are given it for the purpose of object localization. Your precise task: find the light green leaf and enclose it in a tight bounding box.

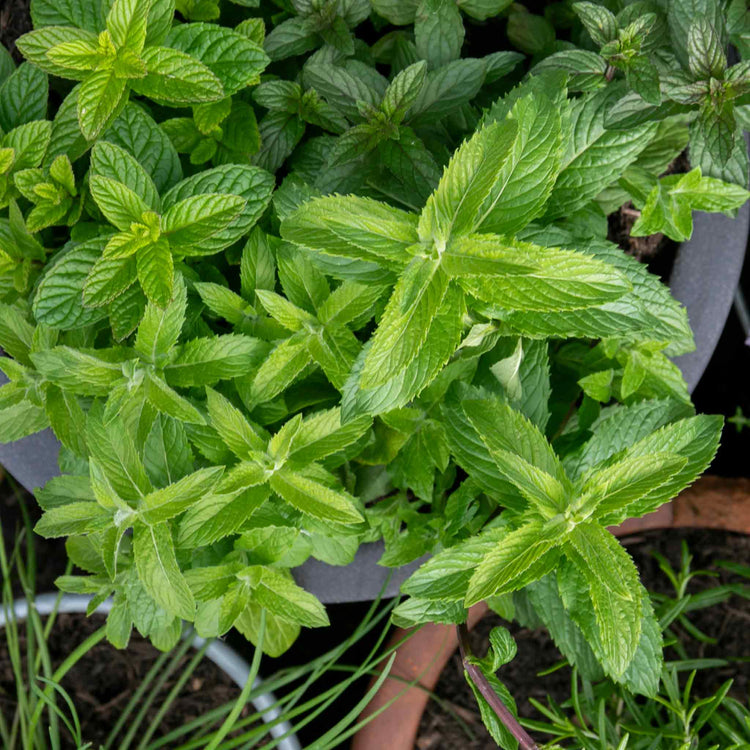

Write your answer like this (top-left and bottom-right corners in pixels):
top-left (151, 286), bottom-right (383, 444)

top-left (162, 193), bottom-right (246, 249)
top-left (270, 466), bottom-right (364, 525)
top-left (90, 140), bottom-right (160, 210)
top-left (165, 334), bottom-right (265, 387)
top-left (362, 257), bottom-right (449, 387)
top-left (135, 274), bottom-right (187, 364)
top-left (35, 502), bottom-right (112, 537)
top-left (31, 346), bottom-right (126, 396)
top-left (244, 566), bottom-right (329, 628)
top-left (342, 282), bottom-right (465, 419)
top-left (465, 519), bottom-right (564, 606)
top-left (77, 69), bottom-right (127, 141)
top-left (139, 466), bottom-right (223, 524)
top-left (133, 46), bottom-right (224, 104)
top-left (206, 386), bottom-right (266, 457)
top-left (137, 238), bottom-right (173, 307)
top-left (145, 372), bottom-right (205, 424)
top-left (418, 119), bottom-right (518, 245)
top-left (134, 521), bottom-right (195, 620)
top-left (563, 523), bottom-right (643, 677)
top-left (281, 195), bottom-right (418, 269)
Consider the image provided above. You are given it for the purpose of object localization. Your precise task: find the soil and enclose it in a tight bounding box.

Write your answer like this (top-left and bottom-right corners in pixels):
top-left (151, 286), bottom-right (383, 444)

top-left (0, 0), bottom-right (32, 63)
top-left (416, 528), bottom-right (750, 749)
top-left (0, 613), bottom-right (262, 749)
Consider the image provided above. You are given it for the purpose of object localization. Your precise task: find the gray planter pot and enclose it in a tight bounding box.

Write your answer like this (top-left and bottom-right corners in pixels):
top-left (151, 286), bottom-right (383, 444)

top-left (1, 200), bottom-right (748, 604)
top-left (0, 593), bottom-right (301, 750)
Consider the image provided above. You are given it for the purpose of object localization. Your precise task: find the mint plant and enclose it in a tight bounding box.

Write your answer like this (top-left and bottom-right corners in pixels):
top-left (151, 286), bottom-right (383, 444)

top-left (0, 0), bottom-right (748, 742)
top-left (532, 0), bottom-right (750, 187)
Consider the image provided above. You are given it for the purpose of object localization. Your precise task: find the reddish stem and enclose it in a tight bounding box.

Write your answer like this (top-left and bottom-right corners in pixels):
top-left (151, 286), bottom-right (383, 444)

top-left (457, 623), bottom-right (539, 750)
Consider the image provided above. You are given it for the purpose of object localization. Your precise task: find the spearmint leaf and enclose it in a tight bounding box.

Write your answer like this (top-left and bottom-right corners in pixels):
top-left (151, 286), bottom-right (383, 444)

top-left (133, 46), bottom-right (224, 104)
top-left (253, 111), bottom-right (305, 173)
top-left (135, 275), bottom-right (187, 364)
top-left (525, 575), bottom-right (605, 682)
top-left (303, 62), bottom-right (386, 123)
top-left (145, 372), bottom-right (206, 424)
top-left (139, 466), bottom-right (223, 524)
top-left (533, 50), bottom-right (607, 92)
top-left (144, 415), bottom-right (194, 488)
top-left (391, 597), bottom-right (467, 627)
top-left (103, 104), bottom-right (182, 193)
top-left (593, 414), bottom-right (722, 525)
top-left (17, 27), bottom-right (99, 79)
top-left (381, 61), bottom-right (427, 122)
top-left (465, 519), bottom-right (564, 606)
top-left (3, 120), bottom-right (51, 170)
top-left (270, 466), bottom-right (364, 524)
top-left (195, 282), bottom-right (253, 325)
top-left (246, 566), bottom-right (329, 628)
top-left (573, 1), bottom-right (617, 45)
top-left (456, 235), bottom-right (631, 312)
top-left (0, 303), bottom-right (34, 364)
top-left (45, 385), bottom-right (88, 455)
top-left (0, 63), bottom-right (48, 132)
top-left (619, 597), bottom-right (662, 698)
top-left (165, 23), bottom-right (269, 95)
top-left (414, 0), bottom-right (465, 69)
top-left (30, 0), bottom-right (105, 31)
top-left (307, 324), bottom-right (361, 390)
top-left (137, 239), bottom-right (173, 307)
top-left (402, 527), bottom-right (507, 601)
top-left (263, 16), bottom-right (318, 62)
top-left (89, 177), bottom-right (151, 231)
top-left (342, 282), bottom-right (465, 419)
top-left (317, 281), bottom-right (385, 329)
top-left (281, 194), bottom-right (418, 269)
top-left (362, 258), bottom-right (449, 387)
top-left (77, 69), bottom-right (127, 141)
top-left (161, 165), bottom-right (274, 254)
top-left (0, 398), bottom-right (50, 443)
top-left (235, 601), bottom-right (300, 657)
top-left (162, 193), bottom-right (246, 249)
top-left (563, 523), bottom-right (643, 677)
top-left (277, 243), bottom-right (329, 312)
top-left (408, 58), bottom-right (486, 124)
top-left (545, 87), bottom-right (657, 220)
top-left (418, 119), bottom-right (518, 245)
top-left (165, 334), bottom-right (265, 387)
top-left (249, 333), bottom-right (312, 404)
top-left (178, 485), bottom-right (268, 548)
top-left (479, 82), bottom-right (565, 235)
top-left (91, 140), bottom-right (161, 210)
top-left (31, 346), bottom-right (126, 396)
top-left (86, 412), bottom-right (152, 501)
top-left (564, 398), bottom-right (694, 478)
top-left (107, 0), bottom-right (149, 53)
top-left (35, 502), bottom-right (112, 537)
top-left (33, 240), bottom-right (109, 329)
top-left (134, 521), bottom-right (195, 620)
top-left (206, 386), bottom-right (266, 456)
top-left (287, 407), bottom-right (371, 463)
top-left (576, 452), bottom-right (687, 521)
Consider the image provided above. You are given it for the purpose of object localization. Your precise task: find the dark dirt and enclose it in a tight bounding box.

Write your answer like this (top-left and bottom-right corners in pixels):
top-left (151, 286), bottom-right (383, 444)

top-left (0, 612), bottom-right (261, 748)
top-left (416, 529), bottom-right (750, 750)
top-left (0, 0), bottom-right (32, 63)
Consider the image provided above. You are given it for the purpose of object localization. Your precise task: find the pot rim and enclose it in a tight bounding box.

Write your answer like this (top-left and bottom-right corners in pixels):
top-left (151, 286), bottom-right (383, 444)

top-left (0, 592), bottom-right (301, 750)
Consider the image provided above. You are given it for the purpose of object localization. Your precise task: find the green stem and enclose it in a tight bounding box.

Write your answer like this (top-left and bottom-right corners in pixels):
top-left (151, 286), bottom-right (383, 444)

top-left (205, 610), bottom-right (266, 750)
top-left (27, 626), bottom-right (108, 741)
